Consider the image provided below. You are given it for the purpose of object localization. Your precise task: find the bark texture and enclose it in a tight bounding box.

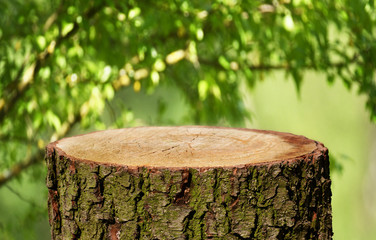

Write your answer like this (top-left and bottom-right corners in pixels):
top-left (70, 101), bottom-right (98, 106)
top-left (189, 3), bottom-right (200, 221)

top-left (46, 127), bottom-right (332, 239)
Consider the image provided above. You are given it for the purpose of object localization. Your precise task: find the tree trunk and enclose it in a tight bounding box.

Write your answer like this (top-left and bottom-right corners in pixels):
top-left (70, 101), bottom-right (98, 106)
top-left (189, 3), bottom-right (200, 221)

top-left (46, 126), bottom-right (332, 239)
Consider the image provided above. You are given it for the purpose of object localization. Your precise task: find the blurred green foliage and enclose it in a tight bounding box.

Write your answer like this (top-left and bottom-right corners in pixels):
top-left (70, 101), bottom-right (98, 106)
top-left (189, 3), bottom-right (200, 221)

top-left (0, 0), bottom-right (375, 238)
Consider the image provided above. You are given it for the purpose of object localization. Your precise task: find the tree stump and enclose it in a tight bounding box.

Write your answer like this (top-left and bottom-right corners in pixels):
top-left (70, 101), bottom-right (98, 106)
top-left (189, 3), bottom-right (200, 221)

top-left (46, 126), bottom-right (332, 239)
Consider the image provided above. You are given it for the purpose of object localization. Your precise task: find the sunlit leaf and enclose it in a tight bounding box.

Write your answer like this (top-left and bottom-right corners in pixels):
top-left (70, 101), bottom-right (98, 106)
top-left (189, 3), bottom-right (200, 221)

top-left (133, 81), bottom-right (141, 92)
top-left (101, 66), bottom-right (112, 82)
top-left (129, 7), bottom-right (141, 19)
top-left (134, 68), bottom-right (149, 80)
top-left (283, 14), bottom-right (295, 32)
top-left (151, 70), bottom-right (160, 85)
top-left (103, 84), bottom-right (115, 100)
top-left (166, 50), bottom-right (185, 65)
top-left (36, 36), bottom-right (46, 49)
top-left (62, 22), bottom-right (74, 37)
top-left (153, 59), bottom-right (166, 72)
top-left (218, 56), bottom-right (230, 70)
top-left (196, 28), bottom-right (204, 41)
top-left (46, 110), bottom-right (61, 131)
top-left (211, 84), bottom-right (222, 100)
top-left (198, 80), bottom-right (209, 100)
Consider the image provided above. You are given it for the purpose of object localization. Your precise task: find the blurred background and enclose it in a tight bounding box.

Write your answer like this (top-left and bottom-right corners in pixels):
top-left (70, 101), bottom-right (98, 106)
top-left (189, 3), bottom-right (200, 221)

top-left (1, 0), bottom-right (375, 239)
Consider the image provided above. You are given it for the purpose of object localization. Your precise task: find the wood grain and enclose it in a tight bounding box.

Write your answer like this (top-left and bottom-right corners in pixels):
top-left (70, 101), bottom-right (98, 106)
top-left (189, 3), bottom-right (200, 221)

top-left (46, 126), bottom-right (332, 239)
top-left (53, 126), bottom-right (318, 168)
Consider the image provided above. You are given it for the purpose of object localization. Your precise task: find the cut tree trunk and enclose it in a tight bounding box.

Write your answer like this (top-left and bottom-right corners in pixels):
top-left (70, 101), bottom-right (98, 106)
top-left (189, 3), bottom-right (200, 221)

top-left (46, 126), bottom-right (332, 239)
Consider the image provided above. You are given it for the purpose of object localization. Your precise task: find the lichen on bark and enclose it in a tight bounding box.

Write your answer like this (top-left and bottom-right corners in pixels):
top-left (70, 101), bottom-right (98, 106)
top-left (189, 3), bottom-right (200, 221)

top-left (46, 144), bottom-right (332, 239)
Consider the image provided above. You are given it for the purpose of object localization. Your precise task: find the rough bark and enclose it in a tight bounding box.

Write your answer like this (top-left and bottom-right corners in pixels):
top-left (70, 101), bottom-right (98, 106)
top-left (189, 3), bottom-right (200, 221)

top-left (46, 126), bottom-right (332, 239)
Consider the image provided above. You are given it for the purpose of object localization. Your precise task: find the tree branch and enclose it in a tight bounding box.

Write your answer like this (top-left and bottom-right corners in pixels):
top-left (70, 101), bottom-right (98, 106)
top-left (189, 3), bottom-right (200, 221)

top-left (0, 151), bottom-right (43, 188)
top-left (6, 185), bottom-right (43, 208)
top-left (43, 0), bottom-right (65, 32)
top-left (0, 48), bottom-right (133, 187)
top-left (0, 3), bottom-right (104, 125)
top-left (0, 113), bottom-right (81, 187)
top-left (199, 54), bottom-right (360, 72)
top-left (0, 134), bottom-right (37, 145)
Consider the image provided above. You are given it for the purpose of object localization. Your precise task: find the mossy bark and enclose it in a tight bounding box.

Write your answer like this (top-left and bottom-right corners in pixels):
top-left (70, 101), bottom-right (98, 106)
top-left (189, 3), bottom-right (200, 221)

top-left (46, 145), bottom-right (332, 239)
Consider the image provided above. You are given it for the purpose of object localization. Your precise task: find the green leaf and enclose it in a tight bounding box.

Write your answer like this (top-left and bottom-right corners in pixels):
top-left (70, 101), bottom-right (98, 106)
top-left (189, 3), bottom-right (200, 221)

top-left (36, 36), bottom-right (46, 49)
top-left (218, 56), bottom-right (230, 70)
top-left (46, 110), bottom-right (61, 131)
top-left (103, 84), bottom-right (115, 100)
top-left (62, 22), bottom-right (74, 37)
top-left (198, 80), bottom-right (209, 100)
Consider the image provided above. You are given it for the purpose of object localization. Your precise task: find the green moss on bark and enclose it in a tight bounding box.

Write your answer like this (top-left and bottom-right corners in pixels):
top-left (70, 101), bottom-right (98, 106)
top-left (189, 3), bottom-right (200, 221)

top-left (46, 147), bottom-right (332, 239)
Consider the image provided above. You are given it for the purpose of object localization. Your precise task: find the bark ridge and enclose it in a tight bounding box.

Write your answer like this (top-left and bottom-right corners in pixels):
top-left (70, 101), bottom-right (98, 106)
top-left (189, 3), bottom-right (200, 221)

top-left (46, 146), bottom-right (332, 239)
